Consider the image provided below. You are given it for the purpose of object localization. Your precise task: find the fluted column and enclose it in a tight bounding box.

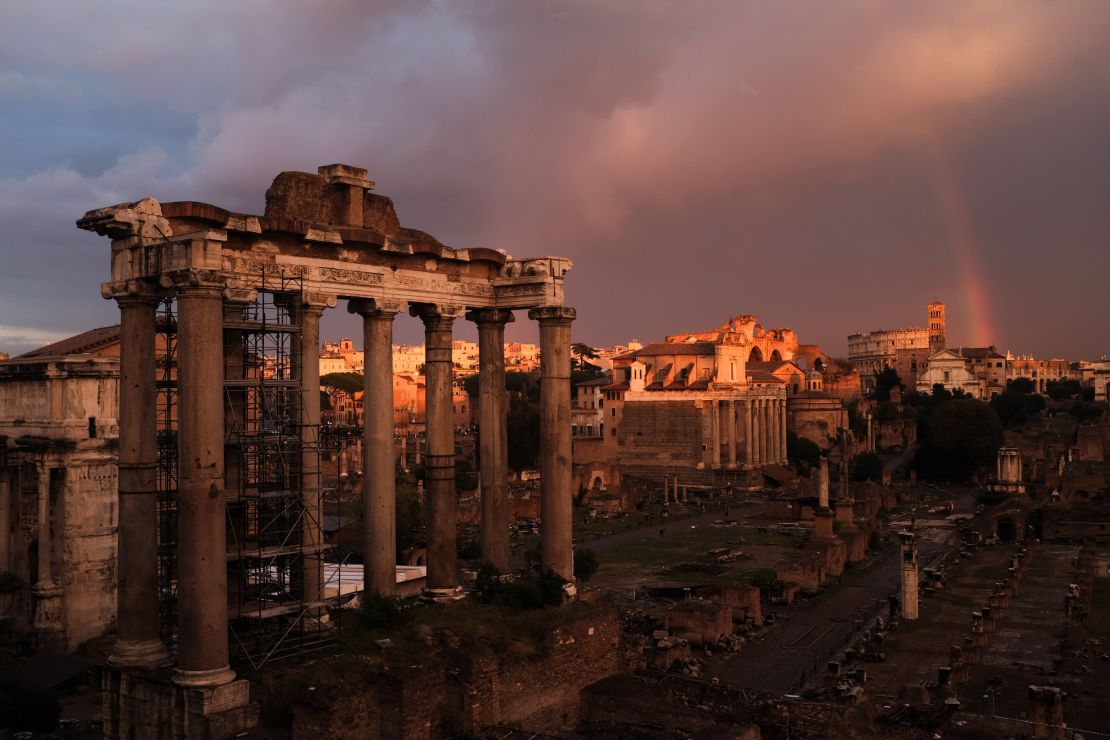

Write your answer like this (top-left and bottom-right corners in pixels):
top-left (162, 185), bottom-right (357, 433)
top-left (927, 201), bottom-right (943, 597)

top-left (300, 293), bottom-right (335, 609)
top-left (351, 299), bottom-right (403, 596)
top-left (529, 306), bottom-right (576, 582)
top-left (743, 399), bottom-right (754, 468)
top-left (412, 304), bottom-right (461, 595)
top-left (749, 399), bottom-right (760, 467)
top-left (173, 275), bottom-right (234, 688)
top-left (468, 309), bottom-right (514, 573)
top-left (109, 290), bottom-right (169, 668)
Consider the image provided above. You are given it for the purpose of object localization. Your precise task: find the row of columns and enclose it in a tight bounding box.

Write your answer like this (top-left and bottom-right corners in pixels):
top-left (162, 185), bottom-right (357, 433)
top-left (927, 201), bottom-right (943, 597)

top-left (109, 276), bottom-right (577, 686)
top-left (710, 396), bottom-right (787, 469)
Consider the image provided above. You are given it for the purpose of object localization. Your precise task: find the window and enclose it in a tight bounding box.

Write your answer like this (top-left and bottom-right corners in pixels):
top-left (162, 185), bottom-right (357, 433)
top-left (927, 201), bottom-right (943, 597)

top-left (943, 371), bottom-right (950, 382)
top-left (611, 408), bottom-right (616, 417)
top-left (88, 417), bottom-right (97, 438)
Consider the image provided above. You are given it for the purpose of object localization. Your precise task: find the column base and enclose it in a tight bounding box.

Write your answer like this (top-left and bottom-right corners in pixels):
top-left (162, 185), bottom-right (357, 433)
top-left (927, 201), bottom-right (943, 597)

top-left (562, 581), bottom-right (578, 601)
top-left (31, 580), bottom-right (65, 651)
top-left (109, 639), bottom-right (172, 670)
top-left (422, 586), bottom-right (466, 603)
top-left (172, 665), bottom-right (237, 689)
top-left (104, 667), bottom-right (258, 740)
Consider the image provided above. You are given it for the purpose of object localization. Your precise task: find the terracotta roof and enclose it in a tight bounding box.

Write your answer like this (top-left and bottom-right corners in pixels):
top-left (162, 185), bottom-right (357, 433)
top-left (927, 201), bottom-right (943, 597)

top-left (600, 383), bottom-right (629, 391)
top-left (635, 342), bottom-right (716, 357)
top-left (745, 371), bottom-right (785, 384)
top-left (747, 360), bottom-right (798, 374)
top-left (952, 346), bottom-right (1004, 360)
top-left (15, 325), bottom-right (121, 359)
top-left (576, 374), bottom-right (613, 388)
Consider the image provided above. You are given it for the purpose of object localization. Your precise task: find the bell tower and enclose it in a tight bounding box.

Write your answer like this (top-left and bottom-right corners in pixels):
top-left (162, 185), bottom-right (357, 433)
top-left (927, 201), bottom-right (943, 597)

top-left (927, 300), bottom-right (946, 354)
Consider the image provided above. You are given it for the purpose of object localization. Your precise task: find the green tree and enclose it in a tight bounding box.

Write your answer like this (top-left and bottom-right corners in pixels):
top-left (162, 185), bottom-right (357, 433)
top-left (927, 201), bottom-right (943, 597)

top-left (876, 401), bottom-right (899, 422)
top-left (1007, 377), bottom-right (1036, 394)
top-left (507, 396), bottom-right (540, 471)
top-left (1070, 400), bottom-right (1106, 424)
top-left (574, 549), bottom-right (600, 582)
top-left (914, 398), bottom-right (1003, 481)
top-left (852, 452), bottom-right (883, 482)
top-left (1046, 379), bottom-right (1083, 400)
top-left (787, 432), bottom-right (821, 473)
top-left (872, 367), bottom-right (902, 402)
top-left (320, 371), bottom-right (364, 394)
top-left (990, 389), bottom-right (1046, 429)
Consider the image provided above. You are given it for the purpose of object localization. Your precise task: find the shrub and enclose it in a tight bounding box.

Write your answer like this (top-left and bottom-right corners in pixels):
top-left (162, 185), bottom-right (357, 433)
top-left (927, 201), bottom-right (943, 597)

top-left (474, 565), bottom-right (566, 610)
top-left (852, 452), bottom-right (883, 482)
top-left (359, 593), bottom-right (410, 631)
top-left (574, 549), bottom-right (599, 582)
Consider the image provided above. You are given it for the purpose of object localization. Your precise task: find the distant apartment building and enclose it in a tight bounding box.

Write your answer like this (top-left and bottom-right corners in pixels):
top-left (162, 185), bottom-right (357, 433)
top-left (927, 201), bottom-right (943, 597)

top-left (1005, 353), bottom-right (1070, 393)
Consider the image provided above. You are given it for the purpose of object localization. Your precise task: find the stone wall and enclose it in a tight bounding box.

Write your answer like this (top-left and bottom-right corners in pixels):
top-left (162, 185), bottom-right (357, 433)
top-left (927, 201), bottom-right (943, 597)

top-left (290, 606), bottom-right (622, 739)
top-left (617, 401), bottom-right (705, 471)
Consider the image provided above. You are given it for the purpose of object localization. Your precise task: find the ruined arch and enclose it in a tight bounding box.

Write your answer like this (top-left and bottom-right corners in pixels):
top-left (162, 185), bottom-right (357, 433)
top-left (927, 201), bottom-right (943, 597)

top-left (814, 358), bottom-right (825, 371)
top-left (749, 346), bottom-right (763, 363)
top-left (770, 349), bottom-right (782, 362)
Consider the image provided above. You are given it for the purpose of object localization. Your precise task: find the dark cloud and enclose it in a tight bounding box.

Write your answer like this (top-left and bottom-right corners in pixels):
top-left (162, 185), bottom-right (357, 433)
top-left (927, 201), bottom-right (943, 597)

top-left (1, 0), bottom-right (1108, 357)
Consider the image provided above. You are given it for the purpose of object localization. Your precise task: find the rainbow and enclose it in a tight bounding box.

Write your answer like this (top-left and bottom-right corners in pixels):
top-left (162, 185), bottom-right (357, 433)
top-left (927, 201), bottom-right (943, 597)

top-left (924, 130), bottom-right (997, 347)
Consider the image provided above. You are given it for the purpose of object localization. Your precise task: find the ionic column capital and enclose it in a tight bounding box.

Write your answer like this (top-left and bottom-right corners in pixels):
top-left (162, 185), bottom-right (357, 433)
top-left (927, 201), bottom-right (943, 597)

top-left (158, 268), bottom-right (237, 299)
top-left (348, 297), bottom-right (403, 319)
top-left (528, 306), bottom-right (576, 324)
top-left (302, 292), bottom-right (338, 315)
top-left (410, 302), bottom-right (465, 320)
top-left (466, 308), bottom-right (515, 327)
top-left (102, 279), bottom-right (164, 306)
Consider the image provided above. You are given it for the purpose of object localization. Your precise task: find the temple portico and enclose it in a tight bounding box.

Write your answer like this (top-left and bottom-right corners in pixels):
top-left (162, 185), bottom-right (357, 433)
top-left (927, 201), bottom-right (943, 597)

top-left (80, 164), bottom-right (577, 739)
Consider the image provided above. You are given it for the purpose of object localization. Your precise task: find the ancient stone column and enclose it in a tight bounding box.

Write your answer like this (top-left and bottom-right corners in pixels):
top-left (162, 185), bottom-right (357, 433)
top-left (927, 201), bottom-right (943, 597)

top-left (779, 398), bottom-right (788, 464)
top-left (750, 400), bottom-right (761, 467)
top-left (110, 292), bottom-right (169, 668)
top-left (726, 400), bottom-right (737, 468)
top-left (412, 304), bottom-right (460, 596)
top-left (31, 464), bottom-right (63, 647)
top-left (468, 309), bottom-right (514, 573)
top-left (300, 294), bottom-right (335, 609)
top-left (818, 457), bottom-right (830, 508)
top-left (0, 472), bottom-right (9, 572)
top-left (173, 276), bottom-right (235, 687)
top-left (530, 306), bottom-right (576, 582)
top-left (352, 299), bottom-right (403, 597)
top-left (743, 399), bottom-right (754, 468)
top-left (899, 531), bottom-right (919, 620)
top-left (711, 401), bottom-right (722, 468)
top-left (760, 399), bottom-right (771, 466)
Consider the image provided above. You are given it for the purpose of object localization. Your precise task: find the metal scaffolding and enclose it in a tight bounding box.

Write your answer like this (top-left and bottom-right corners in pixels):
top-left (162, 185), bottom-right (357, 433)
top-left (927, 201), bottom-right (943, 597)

top-left (153, 270), bottom-right (341, 672)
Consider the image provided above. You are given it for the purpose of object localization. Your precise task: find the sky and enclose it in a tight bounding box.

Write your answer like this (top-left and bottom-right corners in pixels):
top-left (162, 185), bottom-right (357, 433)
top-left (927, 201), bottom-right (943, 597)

top-left (1, 1), bottom-right (1108, 359)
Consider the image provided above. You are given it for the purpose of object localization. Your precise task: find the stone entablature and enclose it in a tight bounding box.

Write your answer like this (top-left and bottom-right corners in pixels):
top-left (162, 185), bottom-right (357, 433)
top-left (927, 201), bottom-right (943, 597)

top-left (78, 166), bottom-right (570, 313)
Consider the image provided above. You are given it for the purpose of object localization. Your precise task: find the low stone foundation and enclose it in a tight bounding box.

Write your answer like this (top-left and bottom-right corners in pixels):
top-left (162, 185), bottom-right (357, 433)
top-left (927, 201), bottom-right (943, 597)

top-left (102, 669), bottom-right (258, 740)
top-left (289, 605), bottom-right (622, 739)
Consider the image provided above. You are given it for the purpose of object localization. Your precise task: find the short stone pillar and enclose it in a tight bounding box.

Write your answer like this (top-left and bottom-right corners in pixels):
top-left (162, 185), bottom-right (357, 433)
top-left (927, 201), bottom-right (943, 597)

top-left (1028, 685), bottom-right (1066, 740)
top-left (530, 306), bottom-right (576, 583)
top-left (899, 531), bottom-right (919, 620)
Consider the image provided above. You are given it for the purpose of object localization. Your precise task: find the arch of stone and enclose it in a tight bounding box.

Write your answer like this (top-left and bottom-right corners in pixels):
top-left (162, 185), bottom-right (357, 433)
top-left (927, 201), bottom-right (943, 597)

top-left (79, 165), bottom-right (576, 720)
